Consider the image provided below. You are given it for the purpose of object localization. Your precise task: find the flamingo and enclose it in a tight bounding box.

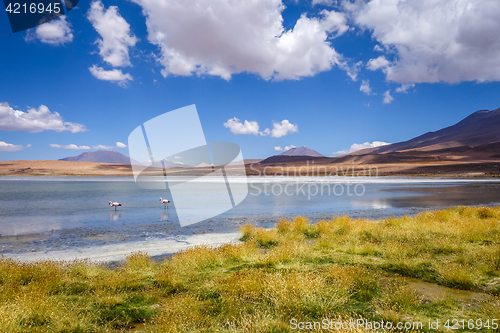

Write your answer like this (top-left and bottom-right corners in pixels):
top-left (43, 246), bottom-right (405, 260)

top-left (109, 201), bottom-right (122, 211)
top-left (159, 197), bottom-right (170, 209)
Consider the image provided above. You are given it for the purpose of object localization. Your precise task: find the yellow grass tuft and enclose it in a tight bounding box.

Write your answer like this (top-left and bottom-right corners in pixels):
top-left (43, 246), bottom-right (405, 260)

top-left (0, 206), bottom-right (499, 332)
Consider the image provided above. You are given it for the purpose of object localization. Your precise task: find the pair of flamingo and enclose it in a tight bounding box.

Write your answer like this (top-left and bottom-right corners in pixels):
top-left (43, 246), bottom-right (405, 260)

top-left (109, 198), bottom-right (170, 211)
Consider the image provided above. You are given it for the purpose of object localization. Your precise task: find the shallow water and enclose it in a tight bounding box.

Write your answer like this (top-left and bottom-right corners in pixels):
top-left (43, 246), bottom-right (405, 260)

top-left (1, 176), bottom-right (499, 237)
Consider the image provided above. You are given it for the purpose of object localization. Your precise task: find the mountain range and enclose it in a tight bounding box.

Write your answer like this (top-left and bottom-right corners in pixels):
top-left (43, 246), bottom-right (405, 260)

top-left (59, 108), bottom-right (500, 168)
top-left (257, 107), bottom-right (500, 166)
top-left (352, 108), bottom-right (500, 155)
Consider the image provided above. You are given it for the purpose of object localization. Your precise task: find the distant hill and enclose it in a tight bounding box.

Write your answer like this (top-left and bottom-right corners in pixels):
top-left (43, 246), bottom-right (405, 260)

top-left (60, 151), bottom-right (195, 168)
top-left (258, 147), bottom-right (324, 165)
top-left (350, 108), bottom-right (500, 155)
top-left (60, 150), bottom-right (135, 164)
top-left (279, 146), bottom-right (324, 157)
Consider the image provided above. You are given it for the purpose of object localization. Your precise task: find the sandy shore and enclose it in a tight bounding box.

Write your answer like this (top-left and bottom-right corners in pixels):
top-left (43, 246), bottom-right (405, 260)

top-left (2, 233), bottom-right (241, 262)
top-left (0, 208), bottom-right (426, 263)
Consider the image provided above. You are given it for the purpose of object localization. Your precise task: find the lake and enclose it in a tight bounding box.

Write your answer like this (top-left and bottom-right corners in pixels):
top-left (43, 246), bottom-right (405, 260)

top-left (1, 176), bottom-right (499, 261)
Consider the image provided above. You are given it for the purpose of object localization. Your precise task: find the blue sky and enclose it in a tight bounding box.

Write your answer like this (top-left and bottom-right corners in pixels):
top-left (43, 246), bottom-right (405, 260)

top-left (1, 0), bottom-right (499, 161)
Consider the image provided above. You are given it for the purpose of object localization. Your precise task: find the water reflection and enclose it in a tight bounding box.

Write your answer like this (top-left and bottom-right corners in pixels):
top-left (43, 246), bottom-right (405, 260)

top-left (109, 212), bottom-right (121, 221)
top-left (2, 179), bottom-right (500, 236)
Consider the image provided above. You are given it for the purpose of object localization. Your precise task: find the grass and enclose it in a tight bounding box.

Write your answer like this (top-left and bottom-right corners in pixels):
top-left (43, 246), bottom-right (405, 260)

top-left (1, 206), bottom-right (499, 332)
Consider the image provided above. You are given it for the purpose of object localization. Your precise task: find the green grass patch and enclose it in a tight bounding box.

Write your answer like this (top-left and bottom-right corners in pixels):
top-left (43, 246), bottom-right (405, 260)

top-left (0, 206), bottom-right (499, 332)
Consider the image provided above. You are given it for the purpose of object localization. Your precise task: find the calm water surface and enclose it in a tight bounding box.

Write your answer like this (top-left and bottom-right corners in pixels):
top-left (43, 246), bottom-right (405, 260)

top-left (1, 176), bottom-right (500, 236)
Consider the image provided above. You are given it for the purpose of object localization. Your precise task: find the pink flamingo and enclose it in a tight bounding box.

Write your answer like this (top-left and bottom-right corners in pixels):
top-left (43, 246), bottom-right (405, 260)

top-left (109, 201), bottom-right (122, 211)
top-left (159, 197), bottom-right (170, 210)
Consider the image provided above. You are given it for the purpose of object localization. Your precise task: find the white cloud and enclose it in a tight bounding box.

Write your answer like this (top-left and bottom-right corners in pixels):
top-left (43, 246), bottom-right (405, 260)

top-left (359, 80), bottom-right (372, 95)
top-left (270, 120), bottom-right (298, 138)
top-left (26, 17), bottom-right (73, 45)
top-left (50, 144), bottom-right (90, 150)
top-left (224, 118), bottom-right (260, 135)
top-left (224, 118), bottom-right (298, 137)
top-left (383, 90), bottom-right (394, 104)
top-left (275, 145), bottom-right (296, 151)
top-left (312, 0), bottom-right (336, 6)
top-left (174, 156), bottom-right (181, 159)
top-left (260, 128), bottom-right (271, 136)
top-left (373, 45), bottom-right (384, 52)
top-left (89, 65), bottom-right (133, 86)
top-left (131, 0), bottom-right (352, 80)
top-left (0, 102), bottom-right (86, 133)
top-left (333, 141), bottom-right (390, 155)
top-left (342, 60), bottom-right (363, 81)
top-left (366, 55), bottom-right (390, 71)
top-left (87, 0), bottom-right (138, 67)
top-left (352, 0), bottom-right (500, 83)
top-left (116, 142), bottom-right (127, 148)
top-left (395, 83), bottom-right (415, 93)
top-left (0, 142), bottom-right (31, 152)
top-left (93, 144), bottom-right (113, 149)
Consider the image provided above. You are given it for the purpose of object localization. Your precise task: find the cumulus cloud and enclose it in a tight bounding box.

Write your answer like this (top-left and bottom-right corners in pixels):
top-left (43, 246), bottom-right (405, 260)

top-left (224, 118), bottom-right (298, 137)
top-left (359, 80), bottom-right (372, 95)
top-left (352, 0), bottom-right (500, 83)
top-left (0, 102), bottom-right (86, 133)
top-left (224, 118), bottom-right (260, 135)
top-left (87, 0), bottom-right (138, 67)
top-left (116, 142), bottom-right (127, 148)
top-left (0, 141), bottom-right (31, 152)
top-left (50, 144), bottom-right (90, 150)
top-left (383, 90), bottom-right (394, 104)
top-left (312, 0), bottom-right (336, 6)
top-left (333, 141), bottom-right (390, 155)
top-left (93, 144), bottom-right (113, 149)
top-left (269, 120), bottom-right (298, 138)
top-left (395, 83), bottom-right (415, 93)
top-left (260, 128), bottom-right (271, 136)
top-left (89, 65), bottom-right (133, 86)
top-left (274, 145), bottom-right (296, 151)
top-left (131, 0), bottom-right (352, 80)
top-left (26, 17), bottom-right (73, 45)
top-left (366, 55), bottom-right (390, 71)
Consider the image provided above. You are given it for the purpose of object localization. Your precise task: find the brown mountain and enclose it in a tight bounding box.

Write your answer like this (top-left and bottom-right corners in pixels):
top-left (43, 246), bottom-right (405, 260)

top-left (252, 108), bottom-right (500, 177)
top-left (257, 146), bottom-right (324, 165)
top-left (279, 146), bottom-right (324, 157)
top-left (351, 108), bottom-right (500, 155)
top-left (60, 150), bottom-right (136, 164)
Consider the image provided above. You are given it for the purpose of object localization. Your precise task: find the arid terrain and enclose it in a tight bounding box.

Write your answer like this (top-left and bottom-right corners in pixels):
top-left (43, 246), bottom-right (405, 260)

top-left (1, 157), bottom-right (499, 177)
top-left (0, 160), bottom-right (137, 176)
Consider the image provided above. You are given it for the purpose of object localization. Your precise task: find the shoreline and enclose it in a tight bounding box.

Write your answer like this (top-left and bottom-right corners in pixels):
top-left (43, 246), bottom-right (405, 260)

top-left (1, 233), bottom-right (241, 263)
top-left (0, 208), bottom-right (426, 263)
top-left (1, 173), bottom-right (500, 178)
top-left (1, 159), bottom-right (500, 178)
top-left (1, 206), bottom-right (499, 332)
top-left (2, 203), bottom-right (497, 263)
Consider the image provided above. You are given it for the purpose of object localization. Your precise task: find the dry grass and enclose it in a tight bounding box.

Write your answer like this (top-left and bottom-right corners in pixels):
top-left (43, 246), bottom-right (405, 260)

top-left (1, 206), bottom-right (499, 332)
